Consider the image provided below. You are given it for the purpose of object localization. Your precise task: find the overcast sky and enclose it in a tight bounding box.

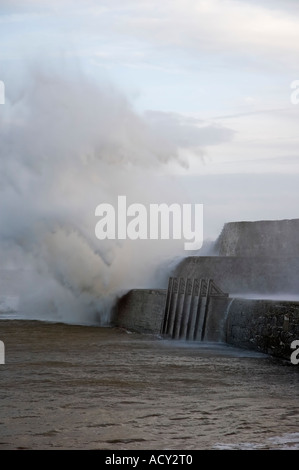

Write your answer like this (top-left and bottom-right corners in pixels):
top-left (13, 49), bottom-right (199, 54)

top-left (1, 0), bottom-right (299, 240)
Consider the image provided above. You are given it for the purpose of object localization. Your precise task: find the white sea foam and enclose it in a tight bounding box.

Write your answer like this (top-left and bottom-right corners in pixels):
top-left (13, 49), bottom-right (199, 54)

top-left (214, 432), bottom-right (299, 450)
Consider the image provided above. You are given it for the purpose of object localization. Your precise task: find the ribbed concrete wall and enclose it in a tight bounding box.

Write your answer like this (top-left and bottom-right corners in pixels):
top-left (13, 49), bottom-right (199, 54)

top-left (203, 297), bottom-right (232, 342)
top-left (114, 287), bottom-right (231, 341)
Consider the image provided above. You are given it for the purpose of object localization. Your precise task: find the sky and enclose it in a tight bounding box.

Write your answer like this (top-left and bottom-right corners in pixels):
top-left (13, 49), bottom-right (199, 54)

top-left (1, 1), bottom-right (299, 321)
top-left (1, 0), bottom-right (299, 233)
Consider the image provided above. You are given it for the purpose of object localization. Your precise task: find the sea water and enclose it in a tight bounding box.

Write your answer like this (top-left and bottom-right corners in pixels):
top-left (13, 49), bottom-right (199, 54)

top-left (1, 315), bottom-right (299, 450)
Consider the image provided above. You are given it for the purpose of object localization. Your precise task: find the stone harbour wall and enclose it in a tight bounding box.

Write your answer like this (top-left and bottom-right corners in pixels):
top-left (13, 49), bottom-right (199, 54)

top-left (114, 218), bottom-right (299, 361)
top-left (114, 289), bottom-right (299, 361)
top-left (214, 219), bottom-right (299, 257)
top-left (114, 289), bottom-right (166, 335)
top-left (225, 298), bottom-right (299, 360)
top-left (173, 256), bottom-right (299, 295)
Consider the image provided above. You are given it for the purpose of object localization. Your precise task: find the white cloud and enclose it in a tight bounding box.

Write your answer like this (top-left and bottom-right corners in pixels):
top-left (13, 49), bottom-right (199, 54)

top-left (2, 0), bottom-right (299, 70)
top-left (112, 0), bottom-right (299, 69)
top-left (144, 110), bottom-right (235, 150)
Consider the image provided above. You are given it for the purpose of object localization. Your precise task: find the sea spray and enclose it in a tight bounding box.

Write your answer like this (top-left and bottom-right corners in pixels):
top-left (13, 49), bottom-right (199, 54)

top-left (0, 67), bottom-right (201, 325)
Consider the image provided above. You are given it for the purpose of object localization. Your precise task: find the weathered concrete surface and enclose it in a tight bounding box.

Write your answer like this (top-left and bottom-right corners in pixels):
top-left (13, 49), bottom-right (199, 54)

top-left (114, 289), bottom-right (299, 361)
top-left (114, 287), bottom-right (232, 341)
top-left (214, 219), bottom-right (299, 257)
top-left (114, 218), bottom-right (299, 360)
top-left (114, 289), bottom-right (166, 335)
top-left (226, 298), bottom-right (299, 360)
top-left (203, 297), bottom-right (232, 343)
top-left (173, 256), bottom-right (299, 295)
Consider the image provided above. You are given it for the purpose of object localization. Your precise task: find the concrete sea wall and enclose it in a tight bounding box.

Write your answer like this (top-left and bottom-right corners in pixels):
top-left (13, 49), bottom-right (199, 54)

top-left (114, 289), bottom-right (299, 361)
top-left (115, 289), bottom-right (166, 335)
top-left (172, 219), bottom-right (299, 295)
top-left (114, 219), bottom-right (299, 361)
top-left (114, 287), bottom-right (231, 342)
top-left (226, 298), bottom-right (299, 360)
top-left (214, 219), bottom-right (299, 257)
top-left (173, 256), bottom-right (299, 295)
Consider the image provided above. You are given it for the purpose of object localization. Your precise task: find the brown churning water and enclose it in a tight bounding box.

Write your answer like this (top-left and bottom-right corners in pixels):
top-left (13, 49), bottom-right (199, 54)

top-left (1, 319), bottom-right (299, 450)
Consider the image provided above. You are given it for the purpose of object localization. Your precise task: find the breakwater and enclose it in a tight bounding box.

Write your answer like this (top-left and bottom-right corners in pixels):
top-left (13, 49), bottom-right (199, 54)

top-left (114, 219), bottom-right (299, 361)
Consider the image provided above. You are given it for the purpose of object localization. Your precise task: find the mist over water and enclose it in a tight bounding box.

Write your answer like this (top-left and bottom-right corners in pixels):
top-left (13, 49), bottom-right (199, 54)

top-left (0, 66), bottom-right (199, 325)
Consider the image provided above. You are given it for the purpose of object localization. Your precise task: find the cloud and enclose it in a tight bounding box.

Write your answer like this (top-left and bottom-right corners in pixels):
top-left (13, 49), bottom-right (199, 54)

top-left (114, 0), bottom-right (299, 68)
top-left (144, 110), bottom-right (235, 150)
top-left (2, 0), bottom-right (299, 70)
